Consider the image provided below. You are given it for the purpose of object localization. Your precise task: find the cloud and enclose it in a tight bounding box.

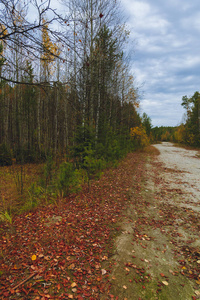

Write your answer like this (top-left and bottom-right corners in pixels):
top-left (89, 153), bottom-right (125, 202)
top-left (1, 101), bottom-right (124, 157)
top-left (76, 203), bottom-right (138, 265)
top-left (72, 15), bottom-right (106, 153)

top-left (122, 0), bottom-right (200, 126)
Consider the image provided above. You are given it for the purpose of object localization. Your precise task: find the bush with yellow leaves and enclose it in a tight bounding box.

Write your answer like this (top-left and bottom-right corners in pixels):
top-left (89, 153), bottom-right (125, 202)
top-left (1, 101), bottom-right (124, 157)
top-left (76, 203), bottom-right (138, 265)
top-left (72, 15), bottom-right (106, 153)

top-left (130, 125), bottom-right (150, 148)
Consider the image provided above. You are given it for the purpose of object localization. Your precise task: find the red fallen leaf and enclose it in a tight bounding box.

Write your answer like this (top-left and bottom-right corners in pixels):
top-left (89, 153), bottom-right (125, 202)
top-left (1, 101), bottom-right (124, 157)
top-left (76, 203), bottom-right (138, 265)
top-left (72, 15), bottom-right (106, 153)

top-left (160, 273), bottom-right (165, 277)
top-left (96, 277), bottom-right (102, 281)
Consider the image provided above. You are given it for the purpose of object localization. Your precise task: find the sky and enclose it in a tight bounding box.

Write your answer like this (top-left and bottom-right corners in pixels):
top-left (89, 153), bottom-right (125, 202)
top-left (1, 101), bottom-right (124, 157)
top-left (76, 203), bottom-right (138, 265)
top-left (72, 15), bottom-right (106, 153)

top-left (29, 0), bottom-right (199, 127)
top-left (121, 0), bottom-right (200, 127)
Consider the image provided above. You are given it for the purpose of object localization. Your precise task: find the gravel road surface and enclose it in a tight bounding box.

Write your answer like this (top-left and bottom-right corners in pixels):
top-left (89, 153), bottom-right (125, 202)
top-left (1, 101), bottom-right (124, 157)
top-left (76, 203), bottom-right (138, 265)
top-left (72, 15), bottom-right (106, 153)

top-left (154, 142), bottom-right (200, 212)
top-left (107, 143), bottom-right (200, 300)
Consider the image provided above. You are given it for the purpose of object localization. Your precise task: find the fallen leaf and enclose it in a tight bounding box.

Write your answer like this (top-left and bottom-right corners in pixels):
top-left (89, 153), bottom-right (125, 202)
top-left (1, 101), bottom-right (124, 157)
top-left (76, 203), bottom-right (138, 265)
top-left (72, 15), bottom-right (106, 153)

top-left (31, 255), bottom-right (37, 261)
top-left (123, 285), bottom-right (127, 289)
top-left (162, 281), bottom-right (169, 286)
top-left (195, 291), bottom-right (200, 296)
top-left (101, 269), bottom-right (107, 275)
top-left (102, 256), bottom-right (108, 261)
top-left (96, 277), bottom-right (102, 281)
top-left (68, 264), bottom-right (75, 270)
top-left (125, 268), bottom-right (130, 272)
top-left (44, 256), bottom-right (50, 261)
top-left (71, 282), bottom-right (77, 288)
top-left (112, 276), bottom-right (116, 280)
top-left (169, 269), bottom-right (175, 275)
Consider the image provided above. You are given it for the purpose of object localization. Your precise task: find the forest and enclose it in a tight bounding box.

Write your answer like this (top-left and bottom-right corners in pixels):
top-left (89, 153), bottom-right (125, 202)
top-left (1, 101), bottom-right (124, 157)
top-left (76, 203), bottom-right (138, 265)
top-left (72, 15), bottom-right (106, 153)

top-left (152, 91), bottom-right (200, 147)
top-left (0, 0), bottom-right (153, 215)
top-left (0, 0), bottom-right (148, 168)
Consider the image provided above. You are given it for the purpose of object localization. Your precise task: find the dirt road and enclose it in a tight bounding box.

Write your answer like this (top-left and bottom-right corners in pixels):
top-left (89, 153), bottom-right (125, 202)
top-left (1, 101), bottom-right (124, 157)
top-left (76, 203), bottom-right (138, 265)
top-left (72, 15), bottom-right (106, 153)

top-left (154, 142), bottom-right (200, 210)
top-left (106, 143), bottom-right (200, 300)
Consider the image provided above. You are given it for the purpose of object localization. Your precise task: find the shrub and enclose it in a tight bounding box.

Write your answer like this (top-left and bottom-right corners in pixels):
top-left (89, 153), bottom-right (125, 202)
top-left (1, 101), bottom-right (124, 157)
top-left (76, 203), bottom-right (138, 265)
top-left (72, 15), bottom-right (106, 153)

top-left (21, 183), bottom-right (43, 212)
top-left (0, 210), bottom-right (12, 224)
top-left (57, 162), bottom-right (82, 196)
top-left (0, 143), bottom-right (12, 166)
top-left (130, 126), bottom-right (150, 148)
top-left (44, 156), bottom-right (54, 188)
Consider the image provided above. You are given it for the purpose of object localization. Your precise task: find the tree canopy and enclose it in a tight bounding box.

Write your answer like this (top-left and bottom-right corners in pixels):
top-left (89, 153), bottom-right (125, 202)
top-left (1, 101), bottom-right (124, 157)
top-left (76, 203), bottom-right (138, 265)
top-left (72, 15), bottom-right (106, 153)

top-left (0, 0), bottom-right (146, 165)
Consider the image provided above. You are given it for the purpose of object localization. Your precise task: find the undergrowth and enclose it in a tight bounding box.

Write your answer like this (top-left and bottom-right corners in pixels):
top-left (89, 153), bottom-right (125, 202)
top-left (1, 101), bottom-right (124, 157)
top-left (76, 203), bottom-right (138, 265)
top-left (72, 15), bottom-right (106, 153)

top-left (0, 144), bottom-right (154, 220)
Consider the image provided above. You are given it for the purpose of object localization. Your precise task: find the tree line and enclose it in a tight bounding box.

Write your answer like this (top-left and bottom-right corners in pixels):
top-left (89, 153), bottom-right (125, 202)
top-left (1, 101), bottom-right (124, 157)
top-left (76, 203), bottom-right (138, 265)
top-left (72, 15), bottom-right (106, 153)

top-left (152, 91), bottom-right (200, 147)
top-left (0, 0), bottom-right (145, 166)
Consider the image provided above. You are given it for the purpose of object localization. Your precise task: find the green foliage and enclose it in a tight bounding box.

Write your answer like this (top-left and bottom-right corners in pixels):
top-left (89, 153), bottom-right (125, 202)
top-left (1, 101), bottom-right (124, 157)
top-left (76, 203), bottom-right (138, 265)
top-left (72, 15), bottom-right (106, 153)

top-left (83, 147), bottom-right (106, 181)
top-left (72, 125), bottom-right (96, 167)
top-left (57, 162), bottom-right (82, 196)
top-left (174, 91), bottom-right (200, 146)
top-left (12, 165), bottom-right (25, 195)
top-left (183, 92), bottom-right (200, 146)
top-left (22, 183), bottom-right (43, 212)
top-left (0, 43), bottom-right (5, 67)
top-left (0, 210), bottom-right (12, 224)
top-left (152, 126), bottom-right (177, 142)
top-left (105, 139), bottom-right (122, 162)
top-left (44, 156), bottom-right (54, 188)
top-left (0, 143), bottom-right (12, 166)
top-left (142, 113), bottom-right (152, 136)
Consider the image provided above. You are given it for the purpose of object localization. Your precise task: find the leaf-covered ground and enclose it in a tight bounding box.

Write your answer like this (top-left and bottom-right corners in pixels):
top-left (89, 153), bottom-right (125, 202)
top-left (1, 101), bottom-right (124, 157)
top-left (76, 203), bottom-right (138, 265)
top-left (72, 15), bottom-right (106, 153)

top-left (1, 145), bottom-right (199, 300)
top-left (0, 148), bottom-right (150, 299)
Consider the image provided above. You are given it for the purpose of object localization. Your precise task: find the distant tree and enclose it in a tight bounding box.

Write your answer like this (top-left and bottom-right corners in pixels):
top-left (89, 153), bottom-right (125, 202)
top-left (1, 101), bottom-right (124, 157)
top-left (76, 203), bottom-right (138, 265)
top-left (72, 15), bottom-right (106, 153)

top-left (142, 112), bottom-right (152, 136)
top-left (152, 126), bottom-right (176, 142)
top-left (181, 91), bottom-right (200, 145)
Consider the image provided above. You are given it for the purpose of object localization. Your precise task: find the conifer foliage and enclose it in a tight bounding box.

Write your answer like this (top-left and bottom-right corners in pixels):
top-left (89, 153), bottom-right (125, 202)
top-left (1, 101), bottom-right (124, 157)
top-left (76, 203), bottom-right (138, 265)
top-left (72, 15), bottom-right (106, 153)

top-left (0, 0), bottom-right (143, 164)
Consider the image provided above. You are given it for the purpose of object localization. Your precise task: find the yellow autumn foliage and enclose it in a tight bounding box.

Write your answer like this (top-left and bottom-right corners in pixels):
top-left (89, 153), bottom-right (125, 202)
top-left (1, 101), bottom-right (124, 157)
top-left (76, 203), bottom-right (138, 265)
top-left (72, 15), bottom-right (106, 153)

top-left (31, 254), bottom-right (37, 261)
top-left (174, 125), bottom-right (185, 143)
top-left (130, 125), bottom-right (149, 147)
top-left (41, 18), bottom-right (61, 77)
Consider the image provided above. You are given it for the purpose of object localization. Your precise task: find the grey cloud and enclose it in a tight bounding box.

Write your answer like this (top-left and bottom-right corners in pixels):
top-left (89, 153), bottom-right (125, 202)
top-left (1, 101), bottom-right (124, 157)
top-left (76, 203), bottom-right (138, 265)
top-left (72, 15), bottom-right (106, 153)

top-left (122, 0), bottom-right (200, 126)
